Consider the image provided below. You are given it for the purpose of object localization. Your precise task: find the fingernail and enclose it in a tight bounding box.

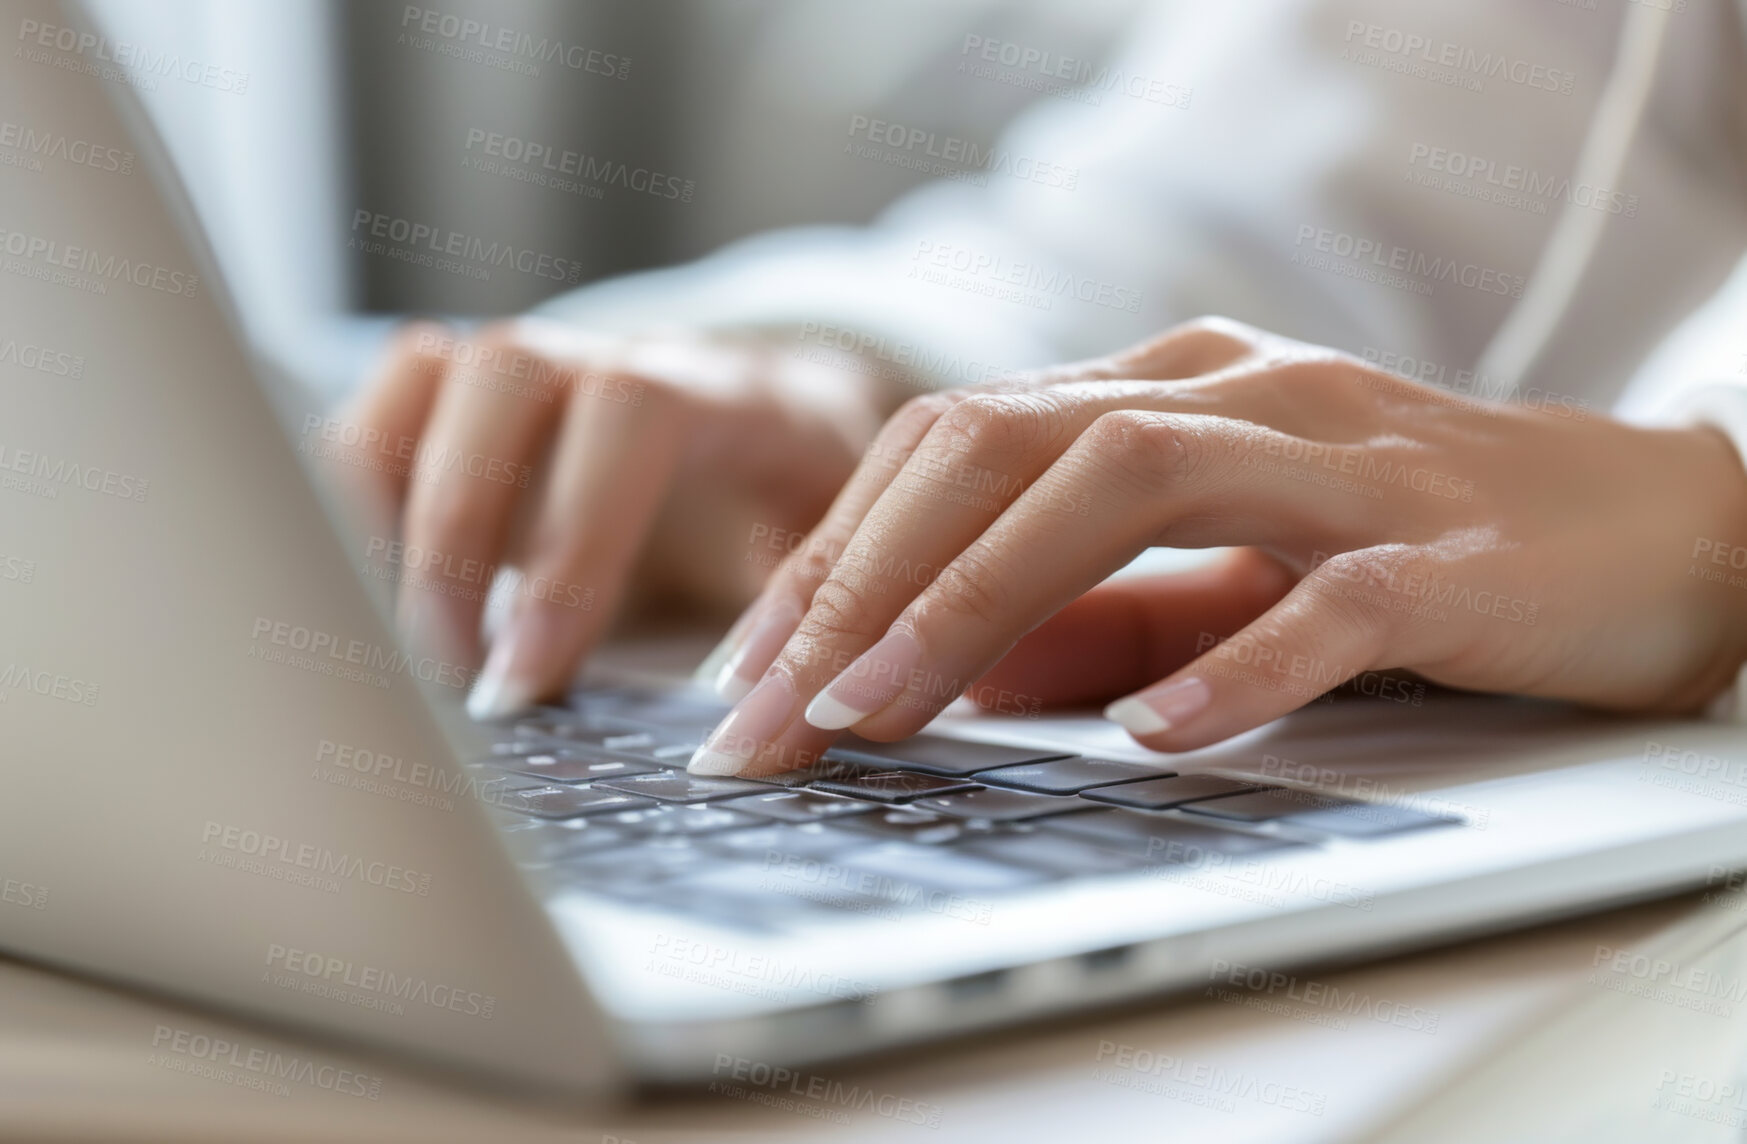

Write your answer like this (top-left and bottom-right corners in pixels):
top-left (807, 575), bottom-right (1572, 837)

top-left (712, 664), bottom-right (753, 705)
top-left (712, 599), bottom-right (801, 703)
top-left (466, 623), bottom-right (536, 721)
top-left (804, 628), bottom-right (923, 730)
top-left (688, 673), bottom-right (798, 776)
top-left (693, 597), bottom-right (768, 685)
top-left (693, 630), bottom-right (740, 687)
top-left (1105, 677), bottom-right (1211, 737)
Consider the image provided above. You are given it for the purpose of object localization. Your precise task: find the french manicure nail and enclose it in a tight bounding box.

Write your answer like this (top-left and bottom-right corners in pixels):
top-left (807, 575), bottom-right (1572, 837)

top-left (712, 599), bottom-right (801, 703)
top-left (693, 629), bottom-right (741, 687)
top-left (693, 595), bottom-right (769, 685)
top-left (689, 672), bottom-right (798, 775)
top-left (685, 746), bottom-right (749, 776)
top-left (803, 628), bottom-right (924, 730)
top-left (1104, 677), bottom-right (1210, 737)
top-left (466, 622), bottom-right (535, 721)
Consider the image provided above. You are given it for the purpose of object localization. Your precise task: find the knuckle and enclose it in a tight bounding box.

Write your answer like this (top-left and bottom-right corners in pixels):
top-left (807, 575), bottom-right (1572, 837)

top-left (1219, 354), bottom-right (1366, 423)
top-left (1310, 548), bottom-right (1383, 582)
top-left (461, 322), bottom-right (572, 397)
top-left (1272, 349), bottom-right (1354, 378)
top-left (376, 322), bottom-right (452, 388)
top-left (933, 392), bottom-right (1047, 456)
top-left (1179, 313), bottom-right (1238, 334)
top-left (1122, 315), bottom-right (1260, 375)
top-left (462, 321), bottom-right (529, 366)
top-left (1304, 549), bottom-right (1412, 638)
top-left (775, 530), bottom-right (844, 589)
top-left (795, 576), bottom-right (886, 646)
top-left (887, 392), bottom-right (963, 444)
top-left (469, 319), bottom-right (523, 347)
top-left (1176, 314), bottom-right (1260, 346)
top-left (922, 549), bottom-right (1014, 629)
top-left (1259, 353), bottom-right (1360, 397)
top-left (1083, 409), bottom-right (1196, 487)
top-left (1312, 546), bottom-right (1418, 592)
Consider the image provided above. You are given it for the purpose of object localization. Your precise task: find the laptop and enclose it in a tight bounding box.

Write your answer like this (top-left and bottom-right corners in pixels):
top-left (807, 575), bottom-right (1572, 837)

top-left (6, 0), bottom-right (1747, 1095)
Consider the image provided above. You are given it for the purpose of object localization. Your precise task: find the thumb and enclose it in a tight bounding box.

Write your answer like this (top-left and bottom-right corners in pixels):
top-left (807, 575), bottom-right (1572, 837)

top-left (970, 548), bottom-right (1295, 711)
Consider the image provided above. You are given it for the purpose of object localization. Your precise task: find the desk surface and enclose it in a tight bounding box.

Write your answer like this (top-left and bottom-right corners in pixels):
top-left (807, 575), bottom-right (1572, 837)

top-left (6, 888), bottom-right (1747, 1144)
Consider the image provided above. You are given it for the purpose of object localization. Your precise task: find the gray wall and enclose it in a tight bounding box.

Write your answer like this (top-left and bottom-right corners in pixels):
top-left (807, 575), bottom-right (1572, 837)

top-left (339, 0), bottom-right (1143, 314)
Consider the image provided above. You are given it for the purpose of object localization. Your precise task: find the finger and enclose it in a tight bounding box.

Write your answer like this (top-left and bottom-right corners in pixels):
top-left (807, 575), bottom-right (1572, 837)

top-left (700, 326), bottom-right (1288, 698)
top-left (1028, 316), bottom-right (1262, 385)
top-left (702, 389), bottom-right (975, 701)
top-left (968, 549), bottom-right (1295, 709)
top-left (693, 677), bottom-right (841, 779)
top-left (804, 411), bottom-right (1376, 741)
top-left (465, 376), bottom-right (684, 718)
top-left (691, 390), bottom-right (1374, 775)
top-left (769, 364), bottom-right (1364, 717)
top-left (324, 322), bottom-right (451, 518)
top-left (395, 323), bottom-right (568, 667)
top-left (694, 386), bottom-right (1117, 773)
top-left (752, 369), bottom-right (1304, 702)
top-left (1104, 553), bottom-right (1409, 750)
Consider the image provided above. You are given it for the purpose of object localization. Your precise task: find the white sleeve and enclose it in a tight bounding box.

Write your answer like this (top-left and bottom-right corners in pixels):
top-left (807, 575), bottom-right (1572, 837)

top-left (1630, 371), bottom-right (1747, 723)
top-left (537, 0), bottom-right (1747, 400)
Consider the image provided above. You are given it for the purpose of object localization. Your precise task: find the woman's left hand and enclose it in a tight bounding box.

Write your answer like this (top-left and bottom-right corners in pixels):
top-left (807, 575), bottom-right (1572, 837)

top-left (688, 318), bottom-right (1747, 776)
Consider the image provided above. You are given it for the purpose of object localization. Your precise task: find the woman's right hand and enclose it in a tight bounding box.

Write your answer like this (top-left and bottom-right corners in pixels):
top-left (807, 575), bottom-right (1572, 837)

top-left (322, 318), bottom-right (892, 719)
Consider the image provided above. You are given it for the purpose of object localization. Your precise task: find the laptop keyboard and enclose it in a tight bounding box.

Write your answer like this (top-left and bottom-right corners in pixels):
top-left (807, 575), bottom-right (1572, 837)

top-left (479, 687), bottom-right (1463, 930)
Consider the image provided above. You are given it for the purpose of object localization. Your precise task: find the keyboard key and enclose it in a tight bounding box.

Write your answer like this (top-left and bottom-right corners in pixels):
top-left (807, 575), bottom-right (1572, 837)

top-left (738, 758), bottom-right (866, 789)
top-left (1040, 810), bottom-right (1300, 861)
top-left (473, 771), bottom-right (553, 797)
top-left (511, 820), bottom-right (637, 863)
top-left (974, 757), bottom-right (1174, 795)
top-left (484, 754), bottom-right (659, 784)
top-left (598, 803), bottom-right (768, 837)
top-left (511, 714), bottom-right (644, 743)
top-left (1177, 787), bottom-right (1354, 823)
top-left (586, 691), bottom-right (730, 730)
top-left (1082, 774), bottom-right (1262, 810)
top-left (809, 769), bottom-right (981, 804)
top-left (1285, 801), bottom-right (1463, 838)
top-left (838, 807), bottom-right (968, 845)
top-left (494, 784), bottom-right (656, 820)
top-left (491, 739), bottom-right (581, 757)
top-left (699, 822), bottom-right (876, 861)
top-left (649, 742), bottom-right (701, 766)
top-left (733, 790), bottom-right (875, 822)
top-left (825, 735), bottom-right (1074, 777)
top-left (958, 830), bottom-right (1151, 877)
top-left (915, 787), bottom-right (1091, 822)
top-left (600, 731), bottom-right (666, 753)
top-left (592, 770), bottom-right (775, 804)
top-left (509, 718), bottom-right (693, 761)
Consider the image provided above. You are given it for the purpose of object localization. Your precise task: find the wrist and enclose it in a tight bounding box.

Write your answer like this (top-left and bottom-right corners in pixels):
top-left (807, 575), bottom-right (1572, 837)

top-left (1671, 424), bottom-right (1747, 711)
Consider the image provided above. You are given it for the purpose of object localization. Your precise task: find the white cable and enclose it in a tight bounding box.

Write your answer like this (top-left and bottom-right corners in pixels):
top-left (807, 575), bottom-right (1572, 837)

top-left (1475, 3), bottom-right (1671, 390)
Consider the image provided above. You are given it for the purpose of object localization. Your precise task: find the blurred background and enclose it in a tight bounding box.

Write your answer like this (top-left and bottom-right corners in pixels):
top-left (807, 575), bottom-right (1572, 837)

top-left (83, 0), bottom-right (1147, 397)
top-left (76, 0), bottom-right (1747, 425)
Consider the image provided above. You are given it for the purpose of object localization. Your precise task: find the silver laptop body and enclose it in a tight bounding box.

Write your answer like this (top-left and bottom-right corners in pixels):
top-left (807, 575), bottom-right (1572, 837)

top-left (5, 0), bottom-right (1747, 1094)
